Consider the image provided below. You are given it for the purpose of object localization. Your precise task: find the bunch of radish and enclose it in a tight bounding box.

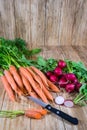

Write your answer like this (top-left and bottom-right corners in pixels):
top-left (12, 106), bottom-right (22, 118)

top-left (46, 60), bottom-right (82, 93)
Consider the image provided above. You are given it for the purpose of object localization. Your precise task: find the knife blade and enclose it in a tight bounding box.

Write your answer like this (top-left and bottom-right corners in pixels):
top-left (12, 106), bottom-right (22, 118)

top-left (27, 96), bottom-right (78, 125)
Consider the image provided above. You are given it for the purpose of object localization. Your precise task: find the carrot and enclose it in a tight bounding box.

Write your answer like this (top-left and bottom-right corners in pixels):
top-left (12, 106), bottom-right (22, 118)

top-left (19, 67), bottom-right (48, 103)
top-left (20, 72), bottom-right (39, 98)
top-left (47, 79), bottom-right (60, 92)
top-left (0, 109), bottom-right (42, 119)
top-left (27, 67), bottom-right (53, 101)
top-left (35, 82), bottom-right (49, 103)
top-left (30, 66), bottom-right (48, 86)
top-left (20, 72), bottom-right (32, 93)
top-left (25, 109), bottom-right (42, 119)
top-left (29, 91), bottom-right (39, 99)
top-left (9, 65), bottom-right (24, 90)
top-left (0, 75), bottom-right (16, 102)
top-left (4, 70), bottom-right (23, 96)
top-left (29, 108), bottom-right (47, 116)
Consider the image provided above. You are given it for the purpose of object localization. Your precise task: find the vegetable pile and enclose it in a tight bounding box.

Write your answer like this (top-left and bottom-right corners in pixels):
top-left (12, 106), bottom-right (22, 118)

top-left (1, 65), bottom-right (60, 103)
top-left (45, 60), bottom-right (82, 92)
top-left (45, 59), bottom-right (87, 106)
top-left (0, 36), bottom-right (87, 121)
top-left (0, 37), bottom-right (60, 103)
top-left (0, 37), bottom-right (60, 119)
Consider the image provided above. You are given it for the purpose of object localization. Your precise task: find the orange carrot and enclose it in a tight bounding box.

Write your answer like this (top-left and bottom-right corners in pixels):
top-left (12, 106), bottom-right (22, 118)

top-left (19, 67), bottom-right (48, 103)
top-left (27, 67), bottom-right (53, 101)
top-left (29, 91), bottom-right (39, 99)
top-left (4, 70), bottom-right (23, 96)
top-left (9, 65), bottom-right (24, 90)
top-left (29, 108), bottom-right (47, 116)
top-left (0, 75), bottom-right (16, 102)
top-left (20, 72), bottom-right (32, 93)
top-left (47, 79), bottom-right (60, 92)
top-left (20, 72), bottom-right (38, 98)
top-left (30, 66), bottom-right (48, 86)
top-left (25, 109), bottom-right (42, 119)
top-left (35, 82), bottom-right (49, 103)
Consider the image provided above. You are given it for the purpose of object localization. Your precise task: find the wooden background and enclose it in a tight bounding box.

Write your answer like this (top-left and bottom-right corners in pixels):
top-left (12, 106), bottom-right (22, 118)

top-left (0, 0), bottom-right (87, 47)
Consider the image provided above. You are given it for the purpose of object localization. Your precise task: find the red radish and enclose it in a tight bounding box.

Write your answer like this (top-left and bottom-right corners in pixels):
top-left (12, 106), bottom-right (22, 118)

top-left (58, 60), bottom-right (66, 69)
top-left (46, 71), bottom-right (53, 78)
top-left (65, 73), bottom-right (76, 81)
top-left (55, 96), bottom-right (64, 105)
top-left (64, 100), bottom-right (74, 108)
top-left (50, 75), bottom-right (58, 82)
top-left (54, 67), bottom-right (62, 76)
top-left (58, 78), bottom-right (68, 88)
top-left (73, 79), bottom-right (78, 85)
top-left (65, 83), bottom-right (75, 93)
top-left (75, 82), bottom-right (82, 92)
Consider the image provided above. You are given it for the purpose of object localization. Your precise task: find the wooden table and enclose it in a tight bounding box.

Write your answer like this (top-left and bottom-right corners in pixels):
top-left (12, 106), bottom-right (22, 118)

top-left (0, 46), bottom-right (87, 130)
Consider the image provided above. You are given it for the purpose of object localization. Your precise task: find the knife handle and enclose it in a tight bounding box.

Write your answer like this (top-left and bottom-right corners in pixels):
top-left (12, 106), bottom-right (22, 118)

top-left (45, 105), bottom-right (78, 125)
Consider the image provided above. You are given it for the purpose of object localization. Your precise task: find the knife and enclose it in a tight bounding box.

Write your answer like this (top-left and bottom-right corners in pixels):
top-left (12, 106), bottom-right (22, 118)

top-left (27, 96), bottom-right (78, 125)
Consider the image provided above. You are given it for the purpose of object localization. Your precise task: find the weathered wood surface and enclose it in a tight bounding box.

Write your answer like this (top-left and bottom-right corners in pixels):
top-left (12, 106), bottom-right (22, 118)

top-left (0, 0), bottom-right (87, 46)
top-left (0, 46), bottom-right (87, 130)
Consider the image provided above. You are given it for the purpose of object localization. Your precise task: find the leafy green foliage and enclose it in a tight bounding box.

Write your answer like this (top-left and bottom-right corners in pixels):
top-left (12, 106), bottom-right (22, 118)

top-left (0, 37), bottom-right (41, 58)
top-left (0, 37), bottom-right (57, 73)
top-left (35, 56), bottom-right (58, 72)
top-left (64, 60), bottom-right (87, 106)
top-left (64, 59), bottom-right (87, 83)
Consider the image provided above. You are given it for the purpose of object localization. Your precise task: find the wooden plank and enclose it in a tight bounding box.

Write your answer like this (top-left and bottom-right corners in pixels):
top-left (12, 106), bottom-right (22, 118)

top-left (45, 0), bottom-right (61, 46)
top-left (58, 0), bottom-right (76, 45)
top-left (14, 0), bottom-right (31, 46)
top-left (30, 0), bottom-right (45, 47)
top-left (72, 46), bottom-right (87, 66)
top-left (42, 46), bottom-right (60, 59)
top-left (60, 46), bottom-right (81, 61)
top-left (71, 1), bottom-right (87, 45)
top-left (0, 0), bottom-right (15, 39)
top-left (59, 0), bottom-right (87, 45)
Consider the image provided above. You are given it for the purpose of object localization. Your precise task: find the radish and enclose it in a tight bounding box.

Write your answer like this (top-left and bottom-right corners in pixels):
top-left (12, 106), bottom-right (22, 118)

top-left (65, 83), bottom-right (75, 93)
top-left (75, 82), bottom-right (82, 92)
top-left (58, 60), bottom-right (66, 69)
top-left (50, 75), bottom-right (58, 82)
top-left (64, 100), bottom-right (74, 108)
top-left (46, 71), bottom-right (53, 78)
top-left (65, 73), bottom-right (76, 82)
top-left (55, 96), bottom-right (65, 105)
top-left (73, 79), bottom-right (78, 85)
top-left (58, 77), bottom-right (68, 88)
top-left (54, 67), bottom-right (62, 76)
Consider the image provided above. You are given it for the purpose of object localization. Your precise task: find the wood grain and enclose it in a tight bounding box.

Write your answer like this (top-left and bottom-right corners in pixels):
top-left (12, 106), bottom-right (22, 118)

top-left (58, 0), bottom-right (87, 45)
top-left (30, 0), bottom-right (45, 47)
top-left (44, 0), bottom-right (61, 46)
top-left (14, 0), bottom-right (31, 46)
top-left (0, 0), bottom-right (15, 39)
top-left (0, 0), bottom-right (87, 46)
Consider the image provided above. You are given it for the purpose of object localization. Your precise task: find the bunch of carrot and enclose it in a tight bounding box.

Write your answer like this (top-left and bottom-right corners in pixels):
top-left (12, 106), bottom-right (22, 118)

top-left (0, 37), bottom-right (60, 119)
top-left (0, 108), bottom-right (47, 119)
top-left (0, 65), bottom-right (60, 103)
